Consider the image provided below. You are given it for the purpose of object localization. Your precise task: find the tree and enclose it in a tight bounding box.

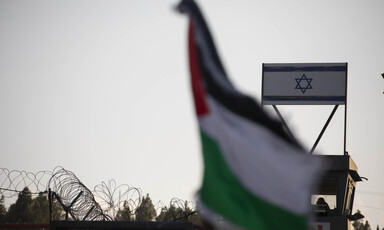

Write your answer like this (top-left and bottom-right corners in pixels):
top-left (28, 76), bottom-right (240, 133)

top-left (31, 192), bottom-right (50, 223)
top-left (352, 210), bottom-right (372, 230)
top-left (156, 207), bottom-right (168, 222)
top-left (50, 198), bottom-right (65, 221)
top-left (156, 205), bottom-right (180, 222)
top-left (0, 195), bottom-right (7, 223)
top-left (115, 201), bottom-right (132, 221)
top-left (2, 188), bottom-right (64, 223)
top-left (352, 210), bottom-right (364, 230)
top-left (363, 220), bottom-right (371, 230)
top-left (188, 211), bottom-right (202, 226)
top-left (135, 194), bottom-right (156, 221)
top-left (156, 201), bottom-right (201, 225)
top-left (7, 187), bottom-right (34, 223)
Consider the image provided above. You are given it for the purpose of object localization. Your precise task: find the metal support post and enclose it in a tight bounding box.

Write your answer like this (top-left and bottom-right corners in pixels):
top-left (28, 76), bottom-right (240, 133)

top-left (272, 105), bottom-right (296, 141)
top-left (310, 105), bottom-right (339, 154)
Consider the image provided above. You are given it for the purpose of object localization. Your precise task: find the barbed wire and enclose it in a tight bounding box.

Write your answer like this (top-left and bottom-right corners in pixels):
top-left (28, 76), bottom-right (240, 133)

top-left (154, 200), bottom-right (167, 214)
top-left (93, 179), bottom-right (141, 218)
top-left (0, 168), bottom-right (53, 198)
top-left (48, 167), bottom-right (110, 221)
top-left (154, 197), bottom-right (198, 222)
top-left (169, 197), bottom-right (196, 221)
top-left (0, 167), bottom-right (199, 222)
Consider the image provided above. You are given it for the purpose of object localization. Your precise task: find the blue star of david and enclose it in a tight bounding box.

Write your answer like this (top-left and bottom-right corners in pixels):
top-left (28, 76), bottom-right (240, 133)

top-left (295, 74), bottom-right (313, 94)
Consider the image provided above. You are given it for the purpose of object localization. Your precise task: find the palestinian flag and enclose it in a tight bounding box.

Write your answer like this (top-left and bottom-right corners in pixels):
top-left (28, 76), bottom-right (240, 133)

top-left (178, 0), bottom-right (324, 229)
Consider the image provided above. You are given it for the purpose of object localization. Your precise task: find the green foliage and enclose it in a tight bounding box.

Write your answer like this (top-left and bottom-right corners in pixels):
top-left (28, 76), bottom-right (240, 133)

top-left (115, 201), bottom-right (132, 221)
top-left (352, 210), bottom-right (371, 230)
top-left (364, 221), bottom-right (371, 230)
top-left (1, 187), bottom-right (64, 223)
top-left (7, 187), bottom-right (34, 223)
top-left (2, 187), bottom-right (203, 226)
top-left (155, 201), bottom-right (202, 225)
top-left (51, 198), bottom-right (65, 221)
top-left (0, 195), bottom-right (7, 223)
top-left (7, 187), bottom-right (33, 223)
top-left (31, 192), bottom-right (50, 223)
top-left (156, 205), bottom-right (180, 222)
top-left (135, 194), bottom-right (156, 221)
top-left (188, 211), bottom-right (202, 226)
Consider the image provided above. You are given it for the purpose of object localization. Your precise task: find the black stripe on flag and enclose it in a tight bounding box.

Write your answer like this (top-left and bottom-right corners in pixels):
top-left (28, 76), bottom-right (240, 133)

top-left (178, 0), bottom-right (303, 150)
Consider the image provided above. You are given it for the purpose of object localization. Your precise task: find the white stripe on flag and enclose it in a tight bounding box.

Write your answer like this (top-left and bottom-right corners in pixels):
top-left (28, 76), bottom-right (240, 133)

top-left (199, 96), bottom-right (324, 214)
top-left (196, 200), bottom-right (244, 230)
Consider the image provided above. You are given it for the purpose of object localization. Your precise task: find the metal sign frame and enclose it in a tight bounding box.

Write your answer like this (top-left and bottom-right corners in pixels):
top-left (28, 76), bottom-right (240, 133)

top-left (261, 63), bottom-right (348, 155)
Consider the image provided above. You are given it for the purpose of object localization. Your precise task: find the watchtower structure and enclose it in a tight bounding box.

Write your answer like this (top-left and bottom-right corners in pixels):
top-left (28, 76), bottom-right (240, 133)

top-left (312, 155), bottom-right (362, 230)
top-left (262, 63), bottom-right (363, 230)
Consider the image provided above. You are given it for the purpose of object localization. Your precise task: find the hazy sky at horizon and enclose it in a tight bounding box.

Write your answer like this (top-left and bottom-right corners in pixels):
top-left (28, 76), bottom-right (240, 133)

top-left (1, 0), bottom-right (383, 227)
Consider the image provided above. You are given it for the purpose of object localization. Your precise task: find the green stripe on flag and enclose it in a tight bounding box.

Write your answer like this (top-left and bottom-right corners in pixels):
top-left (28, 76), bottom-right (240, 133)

top-left (200, 131), bottom-right (308, 230)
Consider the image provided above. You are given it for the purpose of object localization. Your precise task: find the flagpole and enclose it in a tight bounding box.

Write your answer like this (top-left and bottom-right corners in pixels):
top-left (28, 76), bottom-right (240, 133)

top-left (344, 62), bottom-right (348, 155)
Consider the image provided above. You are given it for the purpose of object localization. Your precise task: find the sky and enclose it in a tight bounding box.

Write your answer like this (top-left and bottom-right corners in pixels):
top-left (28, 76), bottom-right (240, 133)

top-left (1, 0), bottom-right (384, 227)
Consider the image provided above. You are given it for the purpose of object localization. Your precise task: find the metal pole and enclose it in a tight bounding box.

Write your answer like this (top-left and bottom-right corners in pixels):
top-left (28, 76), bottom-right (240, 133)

top-left (48, 188), bottom-right (52, 222)
top-left (82, 205), bottom-right (95, 221)
top-left (68, 191), bottom-right (83, 209)
top-left (272, 105), bottom-right (296, 142)
top-left (310, 105), bottom-right (339, 154)
top-left (344, 63), bottom-right (348, 155)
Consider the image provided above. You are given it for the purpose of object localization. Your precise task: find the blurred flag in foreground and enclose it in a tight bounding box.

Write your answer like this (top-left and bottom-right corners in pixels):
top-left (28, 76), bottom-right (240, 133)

top-left (178, 0), bottom-right (324, 229)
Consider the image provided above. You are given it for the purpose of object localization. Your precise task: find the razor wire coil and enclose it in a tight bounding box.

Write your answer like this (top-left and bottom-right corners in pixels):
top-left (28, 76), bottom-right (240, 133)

top-left (0, 167), bottom-right (197, 222)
